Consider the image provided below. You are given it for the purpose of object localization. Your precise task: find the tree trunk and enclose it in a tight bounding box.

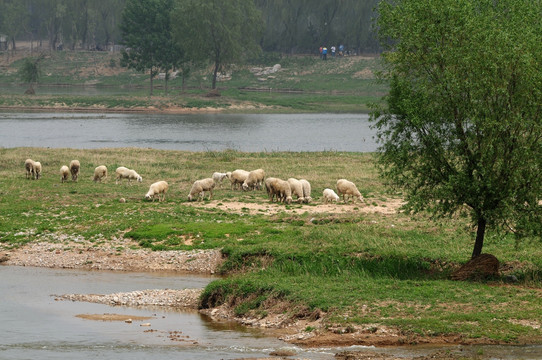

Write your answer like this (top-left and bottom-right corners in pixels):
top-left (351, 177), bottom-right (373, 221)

top-left (149, 70), bottom-right (154, 96)
top-left (471, 217), bottom-right (487, 259)
top-left (212, 61), bottom-right (219, 89)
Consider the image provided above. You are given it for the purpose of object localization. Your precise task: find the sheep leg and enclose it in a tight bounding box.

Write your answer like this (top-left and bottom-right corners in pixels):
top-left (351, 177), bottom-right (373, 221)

top-left (208, 189), bottom-right (213, 200)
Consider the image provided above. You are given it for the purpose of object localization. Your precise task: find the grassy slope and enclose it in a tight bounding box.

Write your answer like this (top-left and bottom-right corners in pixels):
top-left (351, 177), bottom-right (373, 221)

top-left (1, 148), bottom-right (542, 343)
top-left (0, 51), bottom-right (385, 112)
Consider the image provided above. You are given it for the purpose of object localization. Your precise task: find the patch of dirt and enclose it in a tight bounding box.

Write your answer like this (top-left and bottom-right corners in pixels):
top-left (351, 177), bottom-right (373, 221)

top-left (185, 198), bottom-right (404, 216)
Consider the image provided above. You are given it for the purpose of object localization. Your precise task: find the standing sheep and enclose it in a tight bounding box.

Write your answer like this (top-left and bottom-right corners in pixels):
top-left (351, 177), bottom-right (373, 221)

top-left (60, 165), bottom-right (70, 183)
top-left (33, 162), bottom-right (42, 180)
top-left (229, 169), bottom-right (249, 190)
top-left (323, 188), bottom-right (340, 203)
top-left (69, 160), bottom-right (80, 182)
top-left (287, 178), bottom-right (304, 203)
top-left (25, 159), bottom-right (35, 179)
top-left (336, 179), bottom-right (364, 203)
top-left (242, 169), bottom-right (265, 191)
top-left (212, 172), bottom-right (228, 187)
top-left (187, 178), bottom-right (216, 201)
top-left (267, 177), bottom-right (292, 204)
top-left (115, 166), bottom-right (142, 185)
top-left (93, 165), bottom-right (108, 182)
top-left (300, 179), bottom-right (312, 203)
top-left (145, 181), bottom-right (169, 202)
top-left (264, 177), bottom-right (278, 202)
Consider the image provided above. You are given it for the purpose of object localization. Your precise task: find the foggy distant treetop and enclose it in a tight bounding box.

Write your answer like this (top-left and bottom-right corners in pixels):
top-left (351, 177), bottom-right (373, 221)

top-left (0, 0), bottom-right (379, 54)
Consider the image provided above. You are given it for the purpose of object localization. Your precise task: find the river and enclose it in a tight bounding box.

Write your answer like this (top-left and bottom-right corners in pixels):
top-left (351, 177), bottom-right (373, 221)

top-left (0, 266), bottom-right (348, 360)
top-left (0, 111), bottom-right (377, 152)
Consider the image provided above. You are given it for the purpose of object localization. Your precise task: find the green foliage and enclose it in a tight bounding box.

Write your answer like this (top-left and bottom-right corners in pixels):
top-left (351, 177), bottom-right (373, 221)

top-left (372, 0), bottom-right (542, 257)
top-left (120, 0), bottom-right (181, 95)
top-left (18, 55), bottom-right (44, 90)
top-left (171, 0), bottom-right (263, 89)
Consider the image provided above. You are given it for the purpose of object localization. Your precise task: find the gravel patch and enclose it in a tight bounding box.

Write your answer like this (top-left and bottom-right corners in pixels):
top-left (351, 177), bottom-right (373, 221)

top-left (56, 289), bottom-right (203, 309)
top-left (3, 241), bottom-right (223, 274)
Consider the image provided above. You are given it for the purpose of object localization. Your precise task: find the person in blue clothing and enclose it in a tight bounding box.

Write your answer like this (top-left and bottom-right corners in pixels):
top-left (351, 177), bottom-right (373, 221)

top-left (339, 44), bottom-right (344, 56)
top-left (322, 46), bottom-right (328, 60)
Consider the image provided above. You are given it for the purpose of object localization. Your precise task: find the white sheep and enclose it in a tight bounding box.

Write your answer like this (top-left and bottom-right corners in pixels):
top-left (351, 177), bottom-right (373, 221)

top-left (336, 179), bottom-right (364, 203)
top-left (115, 166), bottom-right (142, 185)
top-left (212, 172), bottom-right (228, 187)
top-left (33, 161), bottom-right (42, 180)
top-left (145, 181), bottom-right (169, 202)
top-left (267, 177), bottom-right (292, 204)
top-left (242, 169), bottom-right (265, 191)
top-left (323, 188), bottom-right (340, 203)
top-left (229, 169), bottom-right (249, 190)
top-left (93, 165), bottom-right (108, 182)
top-left (287, 178), bottom-right (304, 203)
top-left (25, 159), bottom-right (35, 179)
top-left (264, 177), bottom-right (278, 202)
top-left (60, 165), bottom-right (69, 183)
top-left (188, 178), bottom-right (215, 201)
top-left (300, 179), bottom-right (312, 203)
top-left (69, 160), bottom-right (80, 182)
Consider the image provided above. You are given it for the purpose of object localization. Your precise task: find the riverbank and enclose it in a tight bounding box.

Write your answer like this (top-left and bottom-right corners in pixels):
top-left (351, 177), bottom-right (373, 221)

top-left (0, 51), bottom-right (384, 113)
top-left (2, 147), bottom-right (542, 357)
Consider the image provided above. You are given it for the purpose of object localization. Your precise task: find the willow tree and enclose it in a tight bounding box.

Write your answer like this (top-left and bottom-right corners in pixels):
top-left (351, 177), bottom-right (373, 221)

top-left (372, 0), bottom-right (542, 259)
top-left (171, 0), bottom-right (262, 90)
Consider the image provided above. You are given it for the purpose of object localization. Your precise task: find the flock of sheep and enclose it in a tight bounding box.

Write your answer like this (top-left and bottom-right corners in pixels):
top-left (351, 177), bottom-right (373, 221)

top-left (23, 159), bottom-right (365, 205)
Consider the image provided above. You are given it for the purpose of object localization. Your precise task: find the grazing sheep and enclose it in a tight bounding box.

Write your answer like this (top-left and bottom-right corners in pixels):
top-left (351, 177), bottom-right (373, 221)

top-left (33, 161), bottom-right (42, 180)
top-left (187, 178), bottom-right (215, 201)
top-left (93, 165), bottom-right (108, 182)
top-left (115, 166), bottom-right (142, 185)
top-left (25, 159), bottom-right (35, 179)
top-left (264, 177), bottom-right (278, 202)
top-left (145, 181), bottom-right (169, 202)
top-left (267, 177), bottom-right (292, 204)
top-left (242, 169), bottom-right (265, 191)
top-left (212, 172), bottom-right (228, 187)
top-left (323, 188), bottom-right (340, 203)
top-left (60, 165), bottom-right (70, 183)
top-left (69, 160), bottom-right (80, 182)
top-left (336, 179), bottom-right (364, 203)
top-left (287, 178), bottom-right (304, 203)
top-left (300, 179), bottom-right (312, 203)
top-left (229, 169), bottom-right (250, 190)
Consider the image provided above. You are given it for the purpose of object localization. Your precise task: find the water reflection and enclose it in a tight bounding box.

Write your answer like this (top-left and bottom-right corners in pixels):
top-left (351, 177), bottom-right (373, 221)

top-left (0, 111), bottom-right (377, 152)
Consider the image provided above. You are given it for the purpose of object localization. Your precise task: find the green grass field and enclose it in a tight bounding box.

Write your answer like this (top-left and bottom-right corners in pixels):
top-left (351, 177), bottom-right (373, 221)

top-left (1, 147), bottom-right (542, 344)
top-left (0, 51), bottom-right (385, 112)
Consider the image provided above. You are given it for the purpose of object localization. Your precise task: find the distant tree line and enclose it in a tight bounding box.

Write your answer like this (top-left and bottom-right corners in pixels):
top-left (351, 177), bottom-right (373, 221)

top-left (0, 0), bottom-right (126, 51)
top-left (0, 0), bottom-right (379, 54)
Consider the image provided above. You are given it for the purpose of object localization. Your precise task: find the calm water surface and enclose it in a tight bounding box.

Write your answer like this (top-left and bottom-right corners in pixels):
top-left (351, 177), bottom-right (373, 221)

top-left (0, 111), bottom-right (377, 152)
top-left (0, 266), bottom-right (342, 360)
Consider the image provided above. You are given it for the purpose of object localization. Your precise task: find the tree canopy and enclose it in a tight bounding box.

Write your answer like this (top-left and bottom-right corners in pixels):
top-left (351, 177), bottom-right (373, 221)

top-left (372, 0), bottom-right (542, 259)
top-left (120, 0), bottom-right (180, 95)
top-left (171, 0), bottom-right (262, 90)
top-left (18, 54), bottom-right (44, 93)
